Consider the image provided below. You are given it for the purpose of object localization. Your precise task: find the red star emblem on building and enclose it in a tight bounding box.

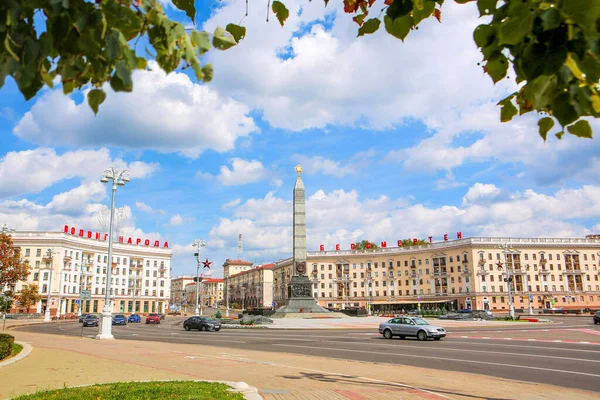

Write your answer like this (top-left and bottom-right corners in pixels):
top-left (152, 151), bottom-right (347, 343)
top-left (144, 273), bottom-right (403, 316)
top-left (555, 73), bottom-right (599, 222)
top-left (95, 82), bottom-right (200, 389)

top-left (202, 259), bottom-right (212, 269)
top-left (496, 260), bottom-right (504, 270)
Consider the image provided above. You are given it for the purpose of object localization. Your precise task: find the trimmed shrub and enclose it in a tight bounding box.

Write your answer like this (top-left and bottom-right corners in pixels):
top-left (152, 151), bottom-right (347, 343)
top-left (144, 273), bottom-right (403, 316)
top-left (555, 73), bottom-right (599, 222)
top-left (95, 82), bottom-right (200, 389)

top-left (0, 333), bottom-right (15, 360)
top-left (214, 310), bottom-right (222, 319)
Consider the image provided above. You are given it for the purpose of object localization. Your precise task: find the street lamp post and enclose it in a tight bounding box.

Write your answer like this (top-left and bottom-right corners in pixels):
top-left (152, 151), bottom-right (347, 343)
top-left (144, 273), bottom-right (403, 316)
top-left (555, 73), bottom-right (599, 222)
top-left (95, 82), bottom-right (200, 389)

top-left (193, 239), bottom-right (206, 316)
top-left (43, 249), bottom-right (57, 322)
top-left (97, 167), bottom-right (130, 340)
top-left (525, 264), bottom-right (534, 315)
top-left (499, 243), bottom-right (516, 319)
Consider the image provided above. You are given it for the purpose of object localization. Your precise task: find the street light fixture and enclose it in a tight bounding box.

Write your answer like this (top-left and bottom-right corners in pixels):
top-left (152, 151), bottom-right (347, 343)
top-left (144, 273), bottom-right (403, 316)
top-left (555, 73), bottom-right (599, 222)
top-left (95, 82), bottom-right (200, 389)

top-left (42, 249), bottom-right (58, 322)
top-left (97, 167), bottom-right (130, 340)
top-left (499, 243), bottom-right (516, 319)
top-left (192, 239), bottom-right (206, 316)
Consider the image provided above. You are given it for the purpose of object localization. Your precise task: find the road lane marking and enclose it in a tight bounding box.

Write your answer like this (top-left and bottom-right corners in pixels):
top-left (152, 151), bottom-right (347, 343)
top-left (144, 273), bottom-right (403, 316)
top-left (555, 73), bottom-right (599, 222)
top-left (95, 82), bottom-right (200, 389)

top-left (273, 344), bottom-right (600, 378)
top-left (301, 340), bottom-right (600, 364)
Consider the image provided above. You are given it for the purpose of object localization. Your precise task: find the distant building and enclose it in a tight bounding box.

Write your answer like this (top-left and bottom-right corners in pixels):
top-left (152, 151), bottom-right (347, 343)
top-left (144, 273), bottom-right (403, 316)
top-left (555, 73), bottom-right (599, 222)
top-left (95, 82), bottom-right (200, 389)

top-left (170, 276), bottom-right (194, 311)
top-left (226, 264), bottom-right (274, 310)
top-left (8, 230), bottom-right (172, 316)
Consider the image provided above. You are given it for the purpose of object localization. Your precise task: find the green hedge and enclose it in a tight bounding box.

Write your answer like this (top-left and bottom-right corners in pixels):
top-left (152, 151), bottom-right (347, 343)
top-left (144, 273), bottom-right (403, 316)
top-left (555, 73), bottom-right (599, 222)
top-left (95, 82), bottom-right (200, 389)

top-left (0, 333), bottom-right (15, 360)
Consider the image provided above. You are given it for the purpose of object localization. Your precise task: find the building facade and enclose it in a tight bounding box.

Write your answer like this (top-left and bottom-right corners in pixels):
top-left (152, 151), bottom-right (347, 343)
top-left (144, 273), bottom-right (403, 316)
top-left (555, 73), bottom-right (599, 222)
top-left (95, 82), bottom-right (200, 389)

top-left (270, 236), bottom-right (600, 313)
top-left (226, 264), bottom-right (274, 310)
top-left (202, 278), bottom-right (224, 307)
top-left (8, 230), bottom-right (172, 316)
top-left (170, 276), bottom-right (194, 312)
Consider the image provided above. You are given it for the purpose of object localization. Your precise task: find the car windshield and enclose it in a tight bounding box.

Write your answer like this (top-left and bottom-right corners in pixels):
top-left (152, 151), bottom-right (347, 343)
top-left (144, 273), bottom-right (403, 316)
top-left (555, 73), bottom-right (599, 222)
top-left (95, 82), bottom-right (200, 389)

top-left (413, 318), bottom-right (429, 325)
top-left (149, 314), bottom-right (158, 316)
top-left (114, 314), bottom-right (125, 318)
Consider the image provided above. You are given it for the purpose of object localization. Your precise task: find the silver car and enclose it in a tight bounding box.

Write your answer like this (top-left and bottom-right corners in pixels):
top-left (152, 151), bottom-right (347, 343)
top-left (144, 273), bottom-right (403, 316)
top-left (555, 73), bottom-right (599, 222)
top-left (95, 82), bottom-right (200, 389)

top-left (379, 316), bottom-right (446, 341)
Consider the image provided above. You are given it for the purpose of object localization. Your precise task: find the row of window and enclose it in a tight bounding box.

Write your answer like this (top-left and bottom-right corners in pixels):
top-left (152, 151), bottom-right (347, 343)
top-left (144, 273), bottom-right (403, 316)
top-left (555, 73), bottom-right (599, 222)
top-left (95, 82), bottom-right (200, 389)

top-left (23, 248), bottom-right (167, 267)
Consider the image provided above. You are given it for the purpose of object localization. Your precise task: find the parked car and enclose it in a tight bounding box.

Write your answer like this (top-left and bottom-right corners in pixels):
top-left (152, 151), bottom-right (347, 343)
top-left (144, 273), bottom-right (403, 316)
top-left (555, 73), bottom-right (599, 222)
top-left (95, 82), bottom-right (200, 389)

top-left (183, 316), bottom-right (222, 332)
top-left (78, 313), bottom-right (89, 323)
top-left (457, 309), bottom-right (473, 314)
top-left (128, 314), bottom-right (141, 323)
top-left (379, 316), bottom-right (446, 341)
top-left (594, 311), bottom-right (600, 325)
top-left (112, 314), bottom-right (127, 325)
top-left (146, 313), bottom-right (161, 324)
top-left (82, 314), bottom-right (99, 327)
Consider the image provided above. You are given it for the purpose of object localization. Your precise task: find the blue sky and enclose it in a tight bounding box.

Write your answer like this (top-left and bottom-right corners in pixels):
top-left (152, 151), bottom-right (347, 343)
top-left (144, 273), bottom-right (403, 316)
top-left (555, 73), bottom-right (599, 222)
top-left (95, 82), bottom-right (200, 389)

top-left (1, 0), bottom-right (600, 278)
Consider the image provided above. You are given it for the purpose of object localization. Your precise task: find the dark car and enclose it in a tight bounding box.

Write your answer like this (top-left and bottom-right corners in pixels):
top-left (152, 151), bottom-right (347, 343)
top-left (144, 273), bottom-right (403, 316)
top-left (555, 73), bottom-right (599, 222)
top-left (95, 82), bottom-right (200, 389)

top-left (594, 311), bottom-right (600, 325)
top-left (183, 316), bottom-right (222, 332)
top-left (128, 314), bottom-right (141, 323)
top-left (78, 313), bottom-right (89, 323)
top-left (82, 314), bottom-right (99, 327)
top-left (112, 314), bottom-right (127, 325)
top-left (146, 313), bottom-right (161, 324)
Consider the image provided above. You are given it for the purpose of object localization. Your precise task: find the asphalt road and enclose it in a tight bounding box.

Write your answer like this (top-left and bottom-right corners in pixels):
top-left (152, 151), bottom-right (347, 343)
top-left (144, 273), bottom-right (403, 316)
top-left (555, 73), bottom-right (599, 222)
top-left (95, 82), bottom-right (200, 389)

top-left (16, 317), bottom-right (600, 392)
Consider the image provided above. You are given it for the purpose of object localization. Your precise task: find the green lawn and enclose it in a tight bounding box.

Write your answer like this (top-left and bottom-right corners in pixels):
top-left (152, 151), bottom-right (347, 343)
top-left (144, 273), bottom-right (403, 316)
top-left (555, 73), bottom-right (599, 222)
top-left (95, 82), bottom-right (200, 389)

top-left (12, 381), bottom-right (246, 400)
top-left (12, 343), bottom-right (23, 357)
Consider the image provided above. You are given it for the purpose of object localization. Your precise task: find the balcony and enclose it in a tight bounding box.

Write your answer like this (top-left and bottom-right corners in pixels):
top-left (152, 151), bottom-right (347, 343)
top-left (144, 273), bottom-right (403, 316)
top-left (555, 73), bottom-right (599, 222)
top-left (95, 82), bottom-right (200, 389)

top-left (462, 268), bottom-right (470, 275)
top-left (476, 269), bottom-right (489, 276)
top-left (539, 268), bottom-right (551, 275)
top-left (432, 271), bottom-right (448, 277)
top-left (563, 269), bottom-right (584, 275)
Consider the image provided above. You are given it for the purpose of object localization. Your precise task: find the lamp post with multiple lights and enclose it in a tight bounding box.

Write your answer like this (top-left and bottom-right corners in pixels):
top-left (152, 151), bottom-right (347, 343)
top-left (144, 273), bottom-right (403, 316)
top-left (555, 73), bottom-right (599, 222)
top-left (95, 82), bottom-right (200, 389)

top-left (42, 249), bottom-right (57, 322)
top-left (193, 239), bottom-right (206, 316)
top-left (499, 243), bottom-right (516, 320)
top-left (97, 167), bottom-right (130, 340)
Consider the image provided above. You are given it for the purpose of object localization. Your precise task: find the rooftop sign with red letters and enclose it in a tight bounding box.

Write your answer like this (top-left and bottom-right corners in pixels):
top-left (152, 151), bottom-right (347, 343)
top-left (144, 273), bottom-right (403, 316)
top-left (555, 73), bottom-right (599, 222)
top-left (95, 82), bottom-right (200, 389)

top-left (63, 225), bottom-right (169, 248)
top-left (319, 232), bottom-right (463, 251)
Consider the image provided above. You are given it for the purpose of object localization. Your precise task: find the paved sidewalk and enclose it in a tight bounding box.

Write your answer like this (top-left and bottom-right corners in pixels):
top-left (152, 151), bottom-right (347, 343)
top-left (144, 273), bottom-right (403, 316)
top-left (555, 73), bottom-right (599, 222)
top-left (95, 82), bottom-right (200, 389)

top-left (1, 325), bottom-right (598, 400)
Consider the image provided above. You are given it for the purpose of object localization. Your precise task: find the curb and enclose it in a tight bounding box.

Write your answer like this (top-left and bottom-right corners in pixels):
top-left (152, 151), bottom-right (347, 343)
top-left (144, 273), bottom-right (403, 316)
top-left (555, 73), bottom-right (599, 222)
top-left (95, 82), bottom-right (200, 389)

top-left (6, 380), bottom-right (261, 400)
top-left (0, 341), bottom-right (33, 368)
top-left (455, 335), bottom-right (600, 345)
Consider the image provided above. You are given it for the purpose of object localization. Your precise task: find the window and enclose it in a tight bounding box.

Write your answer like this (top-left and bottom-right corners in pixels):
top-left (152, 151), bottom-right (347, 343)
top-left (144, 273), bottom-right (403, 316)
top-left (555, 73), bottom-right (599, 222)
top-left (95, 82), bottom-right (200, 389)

top-left (25, 248), bottom-right (30, 256)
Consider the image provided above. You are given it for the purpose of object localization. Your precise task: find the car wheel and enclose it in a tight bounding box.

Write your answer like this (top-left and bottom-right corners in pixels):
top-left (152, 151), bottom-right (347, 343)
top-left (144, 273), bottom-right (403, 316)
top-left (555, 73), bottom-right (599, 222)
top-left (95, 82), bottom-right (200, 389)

top-left (417, 330), bottom-right (428, 341)
top-left (383, 329), bottom-right (393, 339)
top-left (200, 325), bottom-right (207, 332)
top-left (434, 337), bottom-right (441, 341)
top-left (184, 324), bottom-right (190, 331)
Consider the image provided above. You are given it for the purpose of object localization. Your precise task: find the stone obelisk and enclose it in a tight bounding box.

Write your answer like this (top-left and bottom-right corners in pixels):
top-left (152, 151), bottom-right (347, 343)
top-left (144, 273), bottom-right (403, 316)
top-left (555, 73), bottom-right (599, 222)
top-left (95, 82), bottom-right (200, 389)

top-left (274, 165), bottom-right (330, 316)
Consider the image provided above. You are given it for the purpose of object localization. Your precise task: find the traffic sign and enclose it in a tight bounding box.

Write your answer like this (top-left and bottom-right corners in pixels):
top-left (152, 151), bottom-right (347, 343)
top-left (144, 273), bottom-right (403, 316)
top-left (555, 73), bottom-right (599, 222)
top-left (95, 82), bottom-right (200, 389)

top-left (75, 299), bottom-right (80, 304)
top-left (80, 290), bottom-right (91, 301)
top-left (529, 294), bottom-right (534, 301)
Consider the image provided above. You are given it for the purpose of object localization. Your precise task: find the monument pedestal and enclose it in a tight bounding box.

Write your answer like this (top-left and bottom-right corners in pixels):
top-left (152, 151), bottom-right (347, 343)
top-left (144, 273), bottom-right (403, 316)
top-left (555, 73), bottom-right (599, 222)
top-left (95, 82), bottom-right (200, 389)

top-left (272, 276), bottom-right (348, 318)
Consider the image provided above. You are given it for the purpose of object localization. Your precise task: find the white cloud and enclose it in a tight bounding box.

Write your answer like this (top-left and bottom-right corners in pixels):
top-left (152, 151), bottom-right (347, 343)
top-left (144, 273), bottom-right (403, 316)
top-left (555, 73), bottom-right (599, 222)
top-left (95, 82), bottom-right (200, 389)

top-left (462, 183), bottom-right (501, 206)
top-left (0, 148), bottom-right (158, 199)
top-left (216, 158), bottom-right (270, 186)
top-left (222, 198), bottom-right (241, 210)
top-left (169, 214), bottom-right (184, 226)
top-left (136, 201), bottom-right (165, 215)
top-left (13, 62), bottom-right (258, 158)
top-left (293, 155), bottom-right (357, 177)
top-left (204, 1), bottom-right (507, 132)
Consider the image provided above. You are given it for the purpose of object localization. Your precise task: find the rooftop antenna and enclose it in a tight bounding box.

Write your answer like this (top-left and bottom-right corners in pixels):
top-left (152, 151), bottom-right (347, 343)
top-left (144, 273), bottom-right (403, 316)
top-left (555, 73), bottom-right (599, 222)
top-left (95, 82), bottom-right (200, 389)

top-left (237, 233), bottom-right (243, 260)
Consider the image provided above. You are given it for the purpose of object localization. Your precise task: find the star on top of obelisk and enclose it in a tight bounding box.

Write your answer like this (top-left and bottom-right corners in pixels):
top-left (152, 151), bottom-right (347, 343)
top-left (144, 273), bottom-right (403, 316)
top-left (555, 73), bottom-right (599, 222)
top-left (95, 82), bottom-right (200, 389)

top-left (294, 165), bottom-right (303, 177)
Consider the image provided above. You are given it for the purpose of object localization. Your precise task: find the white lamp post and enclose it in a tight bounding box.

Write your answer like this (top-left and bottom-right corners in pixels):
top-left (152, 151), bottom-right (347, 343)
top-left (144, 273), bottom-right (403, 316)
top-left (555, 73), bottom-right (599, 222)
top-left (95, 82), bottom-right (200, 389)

top-left (97, 167), bottom-right (130, 340)
top-left (499, 243), bottom-right (516, 320)
top-left (193, 239), bottom-right (206, 316)
top-left (43, 249), bottom-right (57, 322)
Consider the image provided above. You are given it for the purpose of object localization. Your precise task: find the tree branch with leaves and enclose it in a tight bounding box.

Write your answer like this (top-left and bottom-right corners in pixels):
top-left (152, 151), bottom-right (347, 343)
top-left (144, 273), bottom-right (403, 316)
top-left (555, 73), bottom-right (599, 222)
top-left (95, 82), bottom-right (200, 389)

top-left (1, 0), bottom-right (598, 139)
top-left (0, 232), bottom-right (30, 293)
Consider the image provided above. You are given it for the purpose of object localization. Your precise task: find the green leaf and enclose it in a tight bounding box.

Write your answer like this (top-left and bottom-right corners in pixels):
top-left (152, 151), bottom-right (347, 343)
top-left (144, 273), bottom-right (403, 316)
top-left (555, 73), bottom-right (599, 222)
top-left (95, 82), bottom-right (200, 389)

top-left (555, 131), bottom-right (564, 139)
top-left (412, 0), bottom-right (435, 25)
top-left (521, 75), bottom-right (557, 110)
top-left (484, 52), bottom-right (508, 83)
top-left (358, 18), bottom-right (381, 37)
top-left (226, 24), bottom-right (247, 43)
top-left (112, 61), bottom-right (133, 92)
top-left (386, 0), bottom-right (413, 20)
top-left (562, 0), bottom-right (600, 39)
top-left (565, 53), bottom-right (585, 81)
top-left (537, 117), bottom-right (554, 141)
top-left (540, 8), bottom-right (561, 31)
top-left (567, 120), bottom-right (593, 139)
top-left (191, 31), bottom-right (211, 55)
top-left (477, 0), bottom-right (497, 16)
top-left (202, 64), bottom-right (214, 82)
top-left (473, 24), bottom-right (495, 48)
top-left (498, 11), bottom-right (534, 46)
top-left (579, 52), bottom-right (600, 83)
top-left (272, 1), bottom-right (290, 27)
top-left (498, 97), bottom-right (518, 122)
top-left (172, 0), bottom-right (196, 23)
top-left (87, 89), bottom-right (107, 115)
top-left (551, 93), bottom-right (578, 127)
top-left (384, 14), bottom-right (413, 41)
top-left (40, 64), bottom-right (54, 89)
top-left (212, 26), bottom-right (237, 50)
